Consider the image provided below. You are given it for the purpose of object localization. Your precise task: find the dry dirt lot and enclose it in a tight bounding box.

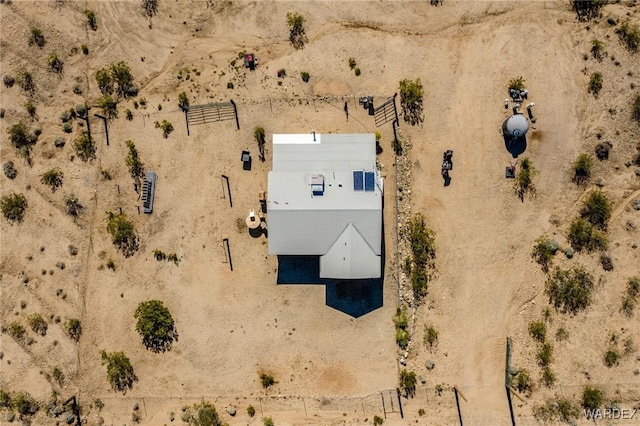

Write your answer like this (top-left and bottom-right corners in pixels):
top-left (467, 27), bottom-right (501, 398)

top-left (1, 1), bottom-right (640, 425)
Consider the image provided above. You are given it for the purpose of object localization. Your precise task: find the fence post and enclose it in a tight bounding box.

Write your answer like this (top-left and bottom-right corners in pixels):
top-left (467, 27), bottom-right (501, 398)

top-left (184, 110), bottom-right (190, 136)
top-left (223, 238), bottom-right (233, 271)
top-left (392, 92), bottom-right (399, 125)
top-left (454, 387), bottom-right (464, 426)
top-left (396, 388), bottom-right (404, 419)
top-left (94, 114), bottom-right (109, 146)
top-left (221, 175), bottom-right (232, 208)
top-left (230, 99), bottom-right (240, 130)
top-left (505, 337), bottom-right (516, 426)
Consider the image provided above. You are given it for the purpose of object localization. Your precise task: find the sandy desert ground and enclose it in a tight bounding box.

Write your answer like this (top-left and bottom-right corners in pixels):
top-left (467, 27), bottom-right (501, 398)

top-left (1, 1), bottom-right (640, 425)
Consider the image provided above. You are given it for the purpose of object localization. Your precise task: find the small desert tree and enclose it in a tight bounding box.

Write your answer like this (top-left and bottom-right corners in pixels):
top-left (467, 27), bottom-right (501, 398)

top-left (508, 76), bottom-right (526, 91)
top-left (125, 140), bottom-right (144, 189)
top-left (134, 300), bottom-right (176, 352)
top-left (28, 313), bottom-right (47, 336)
top-left (28, 27), bottom-right (45, 48)
top-left (47, 51), bottom-right (64, 73)
top-left (591, 39), bottom-right (605, 60)
top-left (531, 237), bottom-right (556, 273)
top-left (399, 369), bottom-right (417, 397)
top-left (95, 67), bottom-right (113, 95)
top-left (110, 61), bottom-right (136, 98)
top-left (528, 321), bottom-right (546, 342)
top-left (424, 325), bottom-right (438, 351)
top-left (572, 153), bottom-right (592, 185)
top-left (1, 193), bottom-right (28, 222)
top-left (545, 266), bottom-right (595, 314)
top-left (582, 386), bottom-right (603, 410)
top-left (514, 157), bottom-right (537, 201)
top-left (154, 120), bottom-right (173, 138)
top-left (12, 391), bottom-right (39, 418)
top-left (40, 167), bottom-right (64, 192)
top-left (568, 217), bottom-right (608, 252)
top-left (581, 190), bottom-right (611, 229)
top-left (106, 211), bottom-right (139, 257)
top-left (100, 350), bottom-right (137, 393)
top-left (182, 401), bottom-right (221, 426)
top-left (142, 0), bottom-right (159, 18)
top-left (408, 213), bottom-right (436, 298)
top-left (286, 12), bottom-right (307, 49)
top-left (588, 72), bottom-right (603, 97)
top-left (64, 318), bottom-right (82, 341)
top-left (399, 78), bottom-right (424, 125)
top-left (8, 122), bottom-right (37, 158)
top-left (260, 373), bottom-right (275, 389)
top-left (73, 132), bottom-right (96, 162)
top-left (572, 0), bottom-right (606, 21)
top-left (178, 91), bottom-right (189, 111)
top-left (254, 126), bottom-right (266, 161)
top-left (85, 9), bottom-right (97, 30)
top-left (98, 94), bottom-right (118, 119)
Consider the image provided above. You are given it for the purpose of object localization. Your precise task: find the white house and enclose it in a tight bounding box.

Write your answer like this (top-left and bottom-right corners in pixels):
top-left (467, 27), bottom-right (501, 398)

top-left (267, 133), bottom-right (383, 279)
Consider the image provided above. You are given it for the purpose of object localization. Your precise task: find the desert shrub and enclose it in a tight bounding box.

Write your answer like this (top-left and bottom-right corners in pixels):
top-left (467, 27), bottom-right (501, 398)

top-left (6, 321), bottom-right (26, 339)
top-left (396, 329), bottom-right (409, 349)
top-left (1, 193), bottom-right (28, 222)
top-left (399, 78), bottom-right (424, 125)
top-left (50, 366), bottom-right (64, 386)
top-left (594, 141), bottom-right (611, 160)
top-left (621, 295), bottom-right (636, 316)
top-left (73, 132), bottom-right (96, 162)
top-left (181, 401), bottom-right (221, 426)
top-left (154, 120), bottom-right (173, 138)
top-left (0, 390), bottom-right (10, 408)
top-left (125, 109), bottom-right (133, 120)
top-left (15, 67), bottom-right (34, 93)
top-left (572, 153), bottom-right (592, 185)
top-left (62, 122), bottom-right (73, 133)
top-left (300, 71), bottom-right (310, 82)
top-left (64, 194), bottom-right (83, 218)
top-left (567, 217), bottom-right (608, 252)
top-left (541, 367), bottom-right (556, 388)
top-left (393, 307), bottom-right (408, 330)
top-left (508, 76), bottom-right (525, 91)
top-left (247, 405), bottom-right (255, 417)
top-left (47, 51), bottom-right (63, 73)
top-left (24, 100), bottom-right (36, 118)
top-left (95, 68), bottom-right (112, 94)
top-left (633, 93), bottom-right (640, 122)
top-left (8, 122), bottom-right (37, 155)
top-left (142, 0), bottom-right (158, 18)
top-left (399, 369), bottom-right (417, 397)
top-left (226, 81), bottom-right (234, 89)
top-left (40, 167), bottom-right (64, 192)
top-left (98, 94), bottom-right (118, 119)
top-left (3, 74), bottom-right (15, 88)
top-left (106, 259), bottom-right (115, 270)
top-left (28, 27), bottom-right (45, 47)
top-left (100, 350), bottom-right (137, 393)
top-left (178, 91), bottom-right (189, 111)
top-left (528, 321), bottom-right (546, 342)
top-left (616, 20), bottom-right (640, 51)
top-left (106, 211), bottom-right (139, 257)
top-left (514, 157), bottom-right (537, 201)
top-left (581, 190), bottom-right (611, 229)
top-left (254, 126), bottom-right (266, 161)
top-left (260, 373), bottom-right (275, 389)
top-left (392, 137), bottom-right (402, 155)
top-left (604, 349), bottom-right (619, 367)
top-left (600, 252), bottom-right (613, 271)
top-left (424, 325), bottom-right (438, 351)
top-left (545, 266), bottom-right (594, 314)
top-left (3, 161), bottom-right (17, 179)
top-left (556, 327), bottom-right (569, 341)
top-left (373, 415), bottom-right (384, 425)
top-left (348, 57), bottom-right (357, 69)
top-left (537, 342), bottom-right (553, 366)
top-left (531, 237), bottom-right (556, 272)
top-left (12, 391), bottom-right (39, 417)
top-left (571, 0), bottom-right (606, 21)
top-left (85, 9), bottom-right (97, 30)
top-left (134, 300), bottom-right (176, 352)
top-left (286, 12), bottom-right (307, 49)
top-left (591, 39), bottom-right (605, 60)
top-left (28, 313), bottom-right (47, 336)
top-left (124, 140), bottom-right (144, 190)
top-left (263, 417), bottom-right (274, 426)
top-left (408, 213), bottom-right (436, 298)
top-left (627, 277), bottom-right (640, 298)
top-left (534, 396), bottom-right (579, 423)
top-left (64, 318), bottom-right (82, 341)
top-left (582, 386), bottom-right (603, 410)
top-left (81, 44), bottom-right (89, 55)
top-left (354, 68), bottom-right (361, 76)
top-left (588, 72), bottom-right (603, 97)
top-left (96, 61), bottom-right (136, 98)
top-left (513, 368), bottom-right (532, 394)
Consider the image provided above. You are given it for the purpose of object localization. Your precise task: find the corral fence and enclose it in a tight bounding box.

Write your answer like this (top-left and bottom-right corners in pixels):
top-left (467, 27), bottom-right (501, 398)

top-left (184, 100), bottom-right (239, 135)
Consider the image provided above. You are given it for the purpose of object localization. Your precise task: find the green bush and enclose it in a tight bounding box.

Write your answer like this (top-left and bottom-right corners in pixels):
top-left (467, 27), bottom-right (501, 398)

top-left (588, 72), bottom-right (603, 97)
top-left (64, 194), bottom-right (83, 218)
top-left (85, 9), bottom-right (97, 30)
top-left (64, 318), bottom-right (82, 341)
top-left (300, 71), bottom-right (310, 82)
top-left (15, 67), bottom-right (35, 93)
top-left (12, 391), bottom-right (39, 417)
top-left (394, 308), bottom-right (409, 348)
top-left (528, 321), bottom-right (546, 342)
top-left (348, 57), bottom-right (357, 70)
top-left (424, 325), bottom-right (438, 351)
top-left (40, 167), bottom-right (64, 192)
top-left (571, 0), bottom-right (605, 21)
top-left (591, 39), bottom-right (605, 60)
top-left (396, 329), bottom-right (409, 349)
top-left (47, 51), bottom-right (63, 73)
top-left (616, 20), bottom-right (640, 51)
top-left (81, 44), bottom-right (89, 55)
top-left (98, 94), bottom-right (118, 118)
top-left (531, 237), bottom-right (555, 272)
top-left (28, 27), bottom-right (45, 48)
top-left (28, 313), bottom-right (47, 336)
top-left (263, 417), bottom-right (274, 426)
top-left (514, 157), bottom-right (538, 201)
top-left (6, 321), bottom-right (26, 339)
top-left (555, 327), bottom-right (569, 342)
top-left (567, 217), bottom-right (608, 252)
top-left (143, 0), bottom-right (159, 18)
top-left (247, 405), bottom-right (255, 417)
top-left (95, 61), bottom-right (136, 98)
top-left (155, 120), bottom-right (174, 138)
top-left (1, 193), bottom-right (28, 222)
top-left (73, 132), bottom-right (96, 162)
top-left (286, 12), bottom-right (307, 49)
top-left (106, 211), bottom-right (139, 257)
top-left (134, 300), bottom-right (176, 352)
top-left (572, 153), bottom-right (592, 185)
top-left (125, 140), bottom-right (144, 189)
top-left (408, 213), bottom-right (436, 298)
top-left (254, 126), bottom-right (266, 161)
top-left (537, 342), bottom-right (553, 367)
top-left (541, 367), bottom-right (556, 388)
top-left (100, 350), bottom-right (137, 393)
top-left (545, 266), bottom-right (594, 314)
top-left (604, 349), bottom-right (619, 367)
top-left (180, 401), bottom-right (221, 426)
top-left (399, 78), bottom-right (424, 126)
top-left (373, 415), bottom-right (384, 425)
top-left (533, 396), bottom-right (579, 423)
top-left (513, 369), bottom-right (532, 394)
top-left (24, 101), bottom-right (36, 118)
top-left (8, 122), bottom-right (37, 155)
top-left (399, 369), bottom-right (417, 397)
top-left (582, 386), bottom-right (603, 410)
top-left (508, 76), bottom-right (526, 91)
top-left (50, 366), bottom-right (64, 386)
top-left (178, 91), bottom-right (189, 111)
top-left (581, 190), bottom-right (612, 229)
top-left (354, 68), bottom-right (361, 76)
top-left (0, 390), bottom-right (10, 408)
top-left (260, 373), bottom-right (275, 389)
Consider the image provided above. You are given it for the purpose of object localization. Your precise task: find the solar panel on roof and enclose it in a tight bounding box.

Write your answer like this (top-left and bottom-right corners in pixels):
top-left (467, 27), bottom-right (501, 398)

top-left (364, 172), bottom-right (375, 191)
top-left (353, 170), bottom-right (364, 191)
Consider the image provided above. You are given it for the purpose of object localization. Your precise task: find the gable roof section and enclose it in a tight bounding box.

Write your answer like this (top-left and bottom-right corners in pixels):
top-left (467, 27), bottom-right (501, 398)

top-left (319, 223), bottom-right (381, 279)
